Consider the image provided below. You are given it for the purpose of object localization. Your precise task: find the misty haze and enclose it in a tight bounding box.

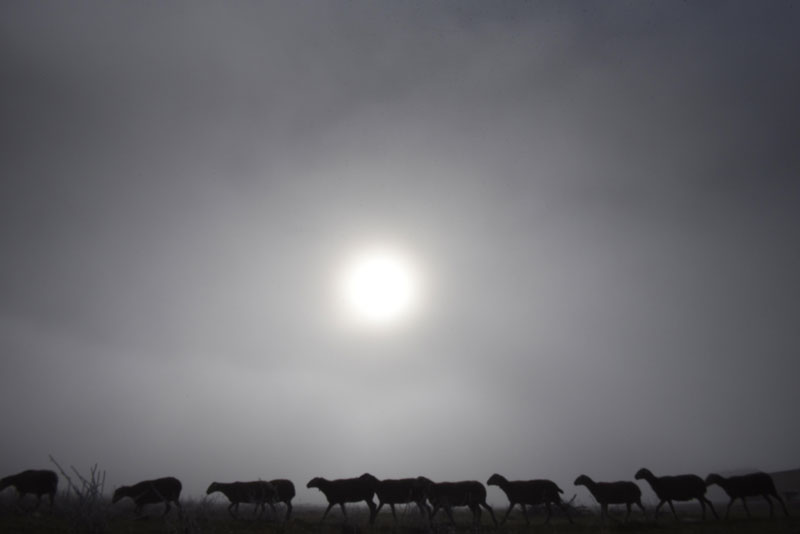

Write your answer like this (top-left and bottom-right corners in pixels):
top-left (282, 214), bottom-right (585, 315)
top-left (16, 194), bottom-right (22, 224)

top-left (1, 0), bottom-right (799, 530)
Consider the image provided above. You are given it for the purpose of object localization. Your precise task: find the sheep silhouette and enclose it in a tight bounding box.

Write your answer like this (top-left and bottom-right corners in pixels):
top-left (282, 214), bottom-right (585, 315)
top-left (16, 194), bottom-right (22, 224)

top-left (307, 474), bottom-right (378, 524)
top-left (417, 476), bottom-right (497, 527)
top-left (112, 476), bottom-right (182, 517)
top-left (269, 479), bottom-right (296, 520)
top-left (0, 469), bottom-right (58, 512)
top-left (574, 474), bottom-right (645, 524)
top-left (635, 468), bottom-right (717, 520)
top-left (373, 477), bottom-right (430, 524)
top-left (206, 480), bottom-right (277, 518)
top-left (487, 473), bottom-right (572, 525)
top-left (706, 472), bottom-right (789, 518)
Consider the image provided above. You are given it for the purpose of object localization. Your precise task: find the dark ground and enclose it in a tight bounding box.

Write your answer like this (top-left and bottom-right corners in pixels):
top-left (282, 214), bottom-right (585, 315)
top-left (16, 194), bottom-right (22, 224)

top-left (1, 494), bottom-right (799, 534)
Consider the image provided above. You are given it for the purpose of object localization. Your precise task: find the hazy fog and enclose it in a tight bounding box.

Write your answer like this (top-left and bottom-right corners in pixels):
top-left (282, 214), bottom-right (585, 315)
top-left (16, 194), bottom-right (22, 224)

top-left (1, 1), bottom-right (798, 505)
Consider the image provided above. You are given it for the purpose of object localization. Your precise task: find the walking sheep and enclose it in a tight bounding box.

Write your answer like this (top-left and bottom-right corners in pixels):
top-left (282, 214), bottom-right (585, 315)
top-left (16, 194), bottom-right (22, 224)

top-left (487, 473), bottom-right (572, 525)
top-left (417, 477), bottom-right (497, 527)
top-left (635, 468), bottom-right (717, 520)
top-left (306, 473), bottom-right (379, 524)
top-left (0, 469), bottom-right (58, 512)
top-left (574, 474), bottom-right (645, 523)
top-left (373, 477), bottom-right (430, 524)
top-left (112, 476), bottom-right (182, 517)
top-left (270, 479), bottom-right (296, 520)
top-left (206, 480), bottom-right (277, 518)
top-left (705, 472), bottom-right (789, 518)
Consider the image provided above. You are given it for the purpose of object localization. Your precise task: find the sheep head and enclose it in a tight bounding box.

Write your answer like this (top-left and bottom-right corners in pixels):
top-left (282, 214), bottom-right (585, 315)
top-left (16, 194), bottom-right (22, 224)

top-left (111, 486), bottom-right (128, 504)
top-left (307, 477), bottom-right (325, 489)
top-left (573, 475), bottom-right (591, 487)
top-left (486, 474), bottom-right (507, 487)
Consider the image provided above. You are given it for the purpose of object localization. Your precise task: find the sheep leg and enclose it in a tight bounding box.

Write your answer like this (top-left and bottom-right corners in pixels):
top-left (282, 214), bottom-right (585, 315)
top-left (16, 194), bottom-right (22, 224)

top-left (543, 502), bottom-right (553, 525)
top-left (228, 502), bottom-right (237, 518)
top-left (339, 503), bottom-right (348, 522)
top-left (780, 497), bottom-right (790, 517)
top-left (636, 499), bottom-right (647, 519)
top-left (481, 501), bottom-right (497, 526)
top-left (654, 500), bottom-right (664, 519)
top-left (500, 503), bottom-right (515, 525)
top-left (600, 503), bottom-right (608, 524)
top-left (767, 492), bottom-right (790, 518)
top-left (725, 498), bottom-right (735, 519)
top-left (764, 494), bottom-right (775, 518)
top-left (520, 503), bottom-right (531, 525)
top-left (162, 501), bottom-right (171, 518)
top-left (428, 503), bottom-right (440, 524)
top-left (773, 493), bottom-right (790, 517)
top-left (416, 500), bottom-right (430, 519)
top-left (366, 499), bottom-right (377, 524)
top-left (12, 492), bottom-right (22, 512)
top-left (703, 497), bottom-right (719, 520)
top-left (428, 504), bottom-right (447, 526)
top-left (470, 503), bottom-right (481, 526)
top-left (625, 502), bottom-right (632, 522)
top-left (390, 503), bottom-right (398, 523)
top-left (267, 501), bottom-right (277, 520)
top-left (667, 500), bottom-right (678, 521)
top-left (557, 499), bottom-right (574, 524)
top-left (285, 501), bottom-right (293, 520)
top-left (444, 505), bottom-right (457, 526)
top-left (319, 503), bottom-right (335, 523)
top-left (741, 497), bottom-right (751, 518)
top-left (697, 497), bottom-right (706, 520)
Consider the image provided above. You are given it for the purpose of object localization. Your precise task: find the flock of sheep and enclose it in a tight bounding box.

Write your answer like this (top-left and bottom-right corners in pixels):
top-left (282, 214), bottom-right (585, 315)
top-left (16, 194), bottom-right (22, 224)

top-left (0, 467), bottom-right (791, 526)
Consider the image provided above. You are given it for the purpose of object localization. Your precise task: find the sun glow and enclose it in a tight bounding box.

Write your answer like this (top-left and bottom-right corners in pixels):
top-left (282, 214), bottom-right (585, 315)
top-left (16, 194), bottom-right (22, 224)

top-left (336, 246), bottom-right (422, 328)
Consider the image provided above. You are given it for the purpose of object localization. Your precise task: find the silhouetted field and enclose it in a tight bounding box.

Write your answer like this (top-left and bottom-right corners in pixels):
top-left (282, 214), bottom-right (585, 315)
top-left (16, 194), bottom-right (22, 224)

top-left (2, 496), bottom-right (800, 534)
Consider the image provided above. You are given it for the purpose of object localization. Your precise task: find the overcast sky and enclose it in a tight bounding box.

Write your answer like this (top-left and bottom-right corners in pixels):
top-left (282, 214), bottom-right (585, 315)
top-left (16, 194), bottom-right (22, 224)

top-left (2, 1), bottom-right (799, 507)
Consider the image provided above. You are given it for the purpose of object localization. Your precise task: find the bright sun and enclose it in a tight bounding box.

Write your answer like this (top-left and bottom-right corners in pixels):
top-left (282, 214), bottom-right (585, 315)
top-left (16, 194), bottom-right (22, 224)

top-left (336, 246), bottom-right (422, 327)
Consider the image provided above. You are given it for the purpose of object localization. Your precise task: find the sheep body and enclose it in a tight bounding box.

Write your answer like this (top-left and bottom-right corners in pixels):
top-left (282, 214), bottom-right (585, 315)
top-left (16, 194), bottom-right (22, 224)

top-left (417, 477), bottom-right (497, 527)
top-left (373, 477), bottom-right (430, 523)
top-left (270, 479), bottom-right (296, 520)
top-left (487, 473), bottom-right (572, 525)
top-left (574, 474), bottom-right (645, 523)
top-left (705, 472), bottom-right (789, 518)
top-left (635, 468), bottom-right (717, 520)
top-left (306, 473), bottom-right (378, 524)
top-left (0, 469), bottom-right (58, 511)
top-left (206, 480), bottom-right (277, 518)
top-left (112, 476), bottom-right (182, 517)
